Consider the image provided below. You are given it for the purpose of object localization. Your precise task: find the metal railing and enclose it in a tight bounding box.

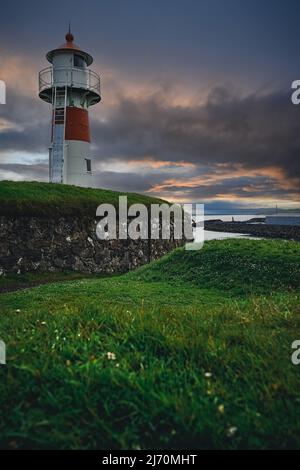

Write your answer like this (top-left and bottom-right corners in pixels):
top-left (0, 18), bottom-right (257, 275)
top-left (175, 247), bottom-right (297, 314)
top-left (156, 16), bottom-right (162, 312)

top-left (39, 66), bottom-right (101, 96)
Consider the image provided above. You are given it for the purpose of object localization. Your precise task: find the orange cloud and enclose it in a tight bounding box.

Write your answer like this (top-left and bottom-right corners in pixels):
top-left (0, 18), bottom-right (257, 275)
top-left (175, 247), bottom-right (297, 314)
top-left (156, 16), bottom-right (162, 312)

top-left (0, 54), bottom-right (39, 97)
top-left (128, 159), bottom-right (196, 169)
top-left (148, 165), bottom-right (288, 193)
top-left (146, 163), bottom-right (300, 205)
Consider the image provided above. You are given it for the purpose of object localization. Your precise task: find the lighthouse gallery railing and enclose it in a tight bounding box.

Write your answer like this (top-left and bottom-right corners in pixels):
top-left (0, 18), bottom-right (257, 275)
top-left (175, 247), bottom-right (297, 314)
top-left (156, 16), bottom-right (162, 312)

top-left (39, 66), bottom-right (101, 96)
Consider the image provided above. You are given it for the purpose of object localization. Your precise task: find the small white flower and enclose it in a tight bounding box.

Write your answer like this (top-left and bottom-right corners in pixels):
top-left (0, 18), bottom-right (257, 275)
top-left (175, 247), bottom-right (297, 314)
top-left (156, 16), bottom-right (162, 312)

top-left (218, 404), bottom-right (225, 414)
top-left (227, 426), bottom-right (238, 437)
top-left (107, 352), bottom-right (116, 360)
top-left (204, 372), bottom-right (212, 378)
top-left (16, 309), bottom-right (21, 313)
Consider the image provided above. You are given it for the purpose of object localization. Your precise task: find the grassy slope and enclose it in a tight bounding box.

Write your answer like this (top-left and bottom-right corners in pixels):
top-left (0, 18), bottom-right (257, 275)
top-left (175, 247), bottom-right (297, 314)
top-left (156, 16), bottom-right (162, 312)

top-left (0, 181), bottom-right (165, 218)
top-left (131, 238), bottom-right (300, 295)
top-left (0, 239), bottom-right (300, 449)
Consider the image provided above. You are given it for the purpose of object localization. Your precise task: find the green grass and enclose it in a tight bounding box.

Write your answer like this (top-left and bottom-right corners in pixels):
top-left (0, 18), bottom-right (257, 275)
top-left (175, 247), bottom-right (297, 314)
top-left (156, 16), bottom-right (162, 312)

top-left (0, 271), bottom-right (118, 294)
top-left (0, 239), bottom-right (300, 449)
top-left (0, 272), bottom-right (94, 293)
top-left (0, 181), bottom-right (165, 218)
top-left (131, 238), bottom-right (300, 296)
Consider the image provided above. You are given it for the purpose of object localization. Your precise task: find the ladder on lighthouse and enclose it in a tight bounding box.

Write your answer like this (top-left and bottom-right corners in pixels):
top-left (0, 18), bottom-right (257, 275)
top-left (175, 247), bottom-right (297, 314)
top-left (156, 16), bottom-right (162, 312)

top-left (50, 86), bottom-right (67, 183)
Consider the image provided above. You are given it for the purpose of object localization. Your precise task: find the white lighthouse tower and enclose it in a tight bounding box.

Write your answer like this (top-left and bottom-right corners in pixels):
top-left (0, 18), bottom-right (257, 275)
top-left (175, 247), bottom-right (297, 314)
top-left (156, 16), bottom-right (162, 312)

top-left (39, 28), bottom-right (101, 186)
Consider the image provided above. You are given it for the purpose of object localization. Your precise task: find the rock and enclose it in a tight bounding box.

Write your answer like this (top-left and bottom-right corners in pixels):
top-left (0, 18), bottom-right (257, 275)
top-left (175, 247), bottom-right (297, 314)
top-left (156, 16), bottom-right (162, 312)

top-left (0, 216), bottom-right (184, 275)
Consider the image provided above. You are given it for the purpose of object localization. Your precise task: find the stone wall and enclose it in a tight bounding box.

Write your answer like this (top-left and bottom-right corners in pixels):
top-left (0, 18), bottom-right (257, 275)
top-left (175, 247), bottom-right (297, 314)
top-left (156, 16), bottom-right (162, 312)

top-left (0, 216), bottom-right (184, 275)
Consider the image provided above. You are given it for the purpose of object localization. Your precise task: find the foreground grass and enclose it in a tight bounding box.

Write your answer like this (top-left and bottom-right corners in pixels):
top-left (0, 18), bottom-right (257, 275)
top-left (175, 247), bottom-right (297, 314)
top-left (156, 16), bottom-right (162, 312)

top-left (0, 271), bottom-right (108, 293)
top-left (0, 239), bottom-right (300, 449)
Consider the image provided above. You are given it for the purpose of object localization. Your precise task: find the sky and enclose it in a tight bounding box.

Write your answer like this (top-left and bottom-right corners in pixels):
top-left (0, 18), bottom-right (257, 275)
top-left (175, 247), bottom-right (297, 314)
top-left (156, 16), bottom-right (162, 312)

top-left (0, 0), bottom-right (300, 211)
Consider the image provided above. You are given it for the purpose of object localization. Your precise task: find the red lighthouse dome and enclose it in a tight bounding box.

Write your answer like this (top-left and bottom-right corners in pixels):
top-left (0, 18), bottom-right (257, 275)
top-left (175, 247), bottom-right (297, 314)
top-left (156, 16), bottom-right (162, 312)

top-left (46, 30), bottom-right (93, 66)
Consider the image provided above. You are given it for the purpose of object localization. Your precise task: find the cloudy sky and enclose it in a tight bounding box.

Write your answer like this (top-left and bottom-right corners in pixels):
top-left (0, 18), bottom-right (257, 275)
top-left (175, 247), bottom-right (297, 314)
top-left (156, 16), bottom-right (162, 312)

top-left (1, 0), bottom-right (300, 210)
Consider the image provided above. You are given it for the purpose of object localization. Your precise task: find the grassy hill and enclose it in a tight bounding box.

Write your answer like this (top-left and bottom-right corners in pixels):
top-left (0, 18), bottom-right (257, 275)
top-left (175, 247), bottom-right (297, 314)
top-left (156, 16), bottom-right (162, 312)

top-left (0, 181), bottom-right (165, 218)
top-left (131, 238), bottom-right (300, 295)
top-left (0, 239), bottom-right (300, 449)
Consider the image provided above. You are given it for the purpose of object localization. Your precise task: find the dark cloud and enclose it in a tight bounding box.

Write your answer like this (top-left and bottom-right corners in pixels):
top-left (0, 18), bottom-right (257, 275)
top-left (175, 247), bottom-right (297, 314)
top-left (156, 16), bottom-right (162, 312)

top-left (91, 87), bottom-right (300, 180)
top-left (91, 170), bottom-right (167, 193)
top-left (0, 88), bottom-right (49, 153)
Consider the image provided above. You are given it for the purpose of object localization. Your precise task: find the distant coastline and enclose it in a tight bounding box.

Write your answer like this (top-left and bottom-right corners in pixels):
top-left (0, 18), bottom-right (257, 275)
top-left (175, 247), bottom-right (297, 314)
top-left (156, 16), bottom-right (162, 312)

top-left (204, 217), bottom-right (300, 241)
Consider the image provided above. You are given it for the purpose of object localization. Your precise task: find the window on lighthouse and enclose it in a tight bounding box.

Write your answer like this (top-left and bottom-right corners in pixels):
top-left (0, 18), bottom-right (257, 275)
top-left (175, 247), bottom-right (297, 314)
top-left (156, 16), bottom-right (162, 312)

top-left (74, 54), bottom-right (86, 68)
top-left (85, 158), bottom-right (92, 173)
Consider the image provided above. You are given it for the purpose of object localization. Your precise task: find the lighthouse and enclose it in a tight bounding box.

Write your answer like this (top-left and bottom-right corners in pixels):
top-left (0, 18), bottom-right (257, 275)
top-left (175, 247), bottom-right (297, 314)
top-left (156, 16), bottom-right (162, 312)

top-left (39, 29), bottom-right (101, 186)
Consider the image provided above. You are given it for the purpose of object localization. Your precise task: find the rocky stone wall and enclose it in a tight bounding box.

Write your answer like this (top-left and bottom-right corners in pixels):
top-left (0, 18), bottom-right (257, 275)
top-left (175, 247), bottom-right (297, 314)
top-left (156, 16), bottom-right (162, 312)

top-left (0, 216), bottom-right (184, 275)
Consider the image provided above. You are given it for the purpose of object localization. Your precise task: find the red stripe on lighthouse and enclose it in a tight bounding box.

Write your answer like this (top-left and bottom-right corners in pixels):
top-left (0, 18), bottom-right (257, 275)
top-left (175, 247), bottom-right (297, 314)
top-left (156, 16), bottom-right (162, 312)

top-left (65, 107), bottom-right (91, 142)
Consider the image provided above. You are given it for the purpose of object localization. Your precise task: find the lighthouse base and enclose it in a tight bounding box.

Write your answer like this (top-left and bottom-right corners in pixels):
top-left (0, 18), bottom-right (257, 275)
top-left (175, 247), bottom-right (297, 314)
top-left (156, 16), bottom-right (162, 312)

top-left (65, 140), bottom-right (93, 187)
top-left (49, 140), bottom-right (93, 187)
